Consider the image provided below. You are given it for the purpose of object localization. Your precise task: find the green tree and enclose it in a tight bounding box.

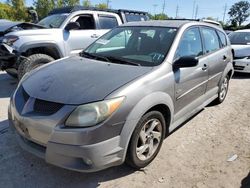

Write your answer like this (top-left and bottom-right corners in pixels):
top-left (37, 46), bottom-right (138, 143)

top-left (34, 0), bottom-right (55, 19)
top-left (228, 1), bottom-right (250, 26)
top-left (154, 13), bottom-right (169, 20)
top-left (0, 3), bottom-right (15, 20)
top-left (95, 3), bottom-right (108, 9)
top-left (8, 0), bottom-right (28, 21)
top-left (83, 0), bottom-right (91, 7)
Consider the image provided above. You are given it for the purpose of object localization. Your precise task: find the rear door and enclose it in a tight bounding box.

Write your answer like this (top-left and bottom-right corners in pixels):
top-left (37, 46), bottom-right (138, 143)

top-left (200, 27), bottom-right (230, 92)
top-left (174, 27), bottom-right (208, 114)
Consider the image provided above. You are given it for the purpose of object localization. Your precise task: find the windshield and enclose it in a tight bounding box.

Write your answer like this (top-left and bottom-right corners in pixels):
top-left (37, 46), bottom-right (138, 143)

top-left (38, 14), bottom-right (68, 28)
top-left (84, 26), bottom-right (177, 67)
top-left (229, 32), bottom-right (250, 45)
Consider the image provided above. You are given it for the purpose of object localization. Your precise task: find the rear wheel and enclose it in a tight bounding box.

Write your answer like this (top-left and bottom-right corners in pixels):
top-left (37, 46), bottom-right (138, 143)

top-left (126, 111), bottom-right (166, 169)
top-left (213, 75), bottom-right (229, 104)
top-left (17, 54), bottom-right (55, 80)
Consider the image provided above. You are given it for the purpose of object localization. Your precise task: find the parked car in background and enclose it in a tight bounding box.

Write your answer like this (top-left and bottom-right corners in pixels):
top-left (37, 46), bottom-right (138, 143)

top-left (229, 29), bottom-right (250, 73)
top-left (9, 20), bottom-right (234, 172)
top-left (0, 6), bottom-right (149, 79)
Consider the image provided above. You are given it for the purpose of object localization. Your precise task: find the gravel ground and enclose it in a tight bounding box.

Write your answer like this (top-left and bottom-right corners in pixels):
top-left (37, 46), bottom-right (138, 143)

top-left (0, 71), bottom-right (249, 188)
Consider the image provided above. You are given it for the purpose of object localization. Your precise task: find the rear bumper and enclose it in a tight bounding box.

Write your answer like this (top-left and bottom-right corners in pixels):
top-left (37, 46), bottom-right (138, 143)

top-left (233, 59), bottom-right (250, 73)
top-left (0, 43), bottom-right (18, 70)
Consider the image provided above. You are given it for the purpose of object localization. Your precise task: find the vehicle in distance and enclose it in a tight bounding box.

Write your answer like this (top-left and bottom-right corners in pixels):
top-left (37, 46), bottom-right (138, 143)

top-left (9, 20), bottom-right (234, 172)
top-left (229, 29), bottom-right (250, 73)
top-left (0, 6), bottom-right (149, 79)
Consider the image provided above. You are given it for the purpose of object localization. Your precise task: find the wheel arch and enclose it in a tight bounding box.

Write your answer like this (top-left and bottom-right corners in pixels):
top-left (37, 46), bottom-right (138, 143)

top-left (119, 92), bottom-right (174, 162)
top-left (20, 43), bottom-right (64, 60)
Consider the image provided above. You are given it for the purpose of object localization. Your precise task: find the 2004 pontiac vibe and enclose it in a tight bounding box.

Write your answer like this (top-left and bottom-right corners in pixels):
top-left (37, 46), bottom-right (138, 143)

top-left (9, 20), bottom-right (234, 172)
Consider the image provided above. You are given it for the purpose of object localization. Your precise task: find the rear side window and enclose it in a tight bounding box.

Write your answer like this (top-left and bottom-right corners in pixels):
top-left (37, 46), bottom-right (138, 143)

top-left (217, 31), bottom-right (227, 47)
top-left (125, 14), bottom-right (148, 22)
top-left (175, 27), bottom-right (203, 59)
top-left (98, 15), bottom-right (118, 29)
top-left (201, 28), bottom-right (220, 53)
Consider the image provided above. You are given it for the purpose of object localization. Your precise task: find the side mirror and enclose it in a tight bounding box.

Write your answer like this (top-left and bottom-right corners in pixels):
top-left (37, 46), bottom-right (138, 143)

top-left (173, 56), bottom-right (199, 69)
top-left (65, 22), bottom-right (80, 31)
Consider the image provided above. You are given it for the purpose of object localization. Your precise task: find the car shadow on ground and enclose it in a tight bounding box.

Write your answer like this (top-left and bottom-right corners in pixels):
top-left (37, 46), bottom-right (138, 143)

top-left (0, 72), bottom-right (17, 98)
top-left (0, 118), bottom-right (137, 188)
top-left (241, 171), bottom-right (250, 188)
top-left (232, 72), bottom-right (250, 79)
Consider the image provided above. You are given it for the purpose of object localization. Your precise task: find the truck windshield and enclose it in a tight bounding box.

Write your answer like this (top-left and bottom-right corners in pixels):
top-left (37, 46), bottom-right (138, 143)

top-left (229, 32), bottom-right (250, 45)
top-left (84, 26), bottom-right (177, 67)
top-left (38, 14), bottom-right (68, 28)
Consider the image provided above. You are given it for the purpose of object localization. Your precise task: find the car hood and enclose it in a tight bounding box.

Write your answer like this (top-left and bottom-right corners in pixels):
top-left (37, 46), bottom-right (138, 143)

top-left (22, 56), bottom-right (153, 105)
top-left (232, 45), bottom-right (250, 57)
top-left (0, 20), bottom-right (45, 36)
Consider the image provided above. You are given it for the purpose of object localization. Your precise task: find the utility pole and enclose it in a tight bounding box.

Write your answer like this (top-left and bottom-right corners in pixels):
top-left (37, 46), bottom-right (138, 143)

top-left (176, 5), bottom-right (179, 18)
top-left (192, 0), bottom-right (196, 19)
top-left (107, 0), bottom-right (111, 8)
top-left (223, 3), bottom-right (227, 23)
top-left (195, 5), bottom-right (198, 19)
top-left (153, 4), bottom-right (158, 18)
top-left (162, 0), bottom-right (166, 14)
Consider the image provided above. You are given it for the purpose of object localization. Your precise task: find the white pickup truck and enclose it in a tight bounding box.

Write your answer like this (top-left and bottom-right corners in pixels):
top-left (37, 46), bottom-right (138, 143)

top-left (0, 6), bottom-right (149, 79)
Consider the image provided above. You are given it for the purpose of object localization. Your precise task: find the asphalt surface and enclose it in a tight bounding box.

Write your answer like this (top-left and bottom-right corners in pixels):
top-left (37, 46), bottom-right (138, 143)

top-left (0, 71), bottom-right (249, 188)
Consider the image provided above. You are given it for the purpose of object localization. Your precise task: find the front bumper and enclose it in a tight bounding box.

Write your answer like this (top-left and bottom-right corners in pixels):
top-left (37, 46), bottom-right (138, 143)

top-left (0, 43), bottom-right (18, 70)
top-left (8, 88), bottom-right (126, 172)
top-left (233, 58), bottom-right (250, 73)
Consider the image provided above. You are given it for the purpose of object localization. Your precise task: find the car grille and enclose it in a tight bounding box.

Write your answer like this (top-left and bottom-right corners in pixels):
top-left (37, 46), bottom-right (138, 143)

top-left (34, 98), bottom-right (64, 115)
top-left (234, 65), bottom-right (245, 70)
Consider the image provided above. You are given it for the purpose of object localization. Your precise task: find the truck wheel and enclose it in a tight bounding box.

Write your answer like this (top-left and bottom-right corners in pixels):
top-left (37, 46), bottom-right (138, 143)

top-left (18, 54), bottom-right (55, 80)
top-left (5, 69), bottom-right (18, 79)
top-left (126, 111), bottom-right (166, 169)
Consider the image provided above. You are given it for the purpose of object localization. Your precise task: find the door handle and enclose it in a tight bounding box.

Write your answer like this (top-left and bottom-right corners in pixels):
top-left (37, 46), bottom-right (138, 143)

top-left (202, 64), bottom-right (208, 71)
top-left (91, 34), bottom-right (99, 38)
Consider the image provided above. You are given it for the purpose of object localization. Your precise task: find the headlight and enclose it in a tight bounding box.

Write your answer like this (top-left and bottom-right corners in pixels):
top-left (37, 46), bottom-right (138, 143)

top-left (2, 35), bottom-right (19, 46)
top-left (65, 97), bottom-right (125, 127)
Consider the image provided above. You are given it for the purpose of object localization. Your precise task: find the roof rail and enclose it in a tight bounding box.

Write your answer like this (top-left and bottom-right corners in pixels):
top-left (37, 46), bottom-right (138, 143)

top-left (48, 6), bottom-right (148, 15)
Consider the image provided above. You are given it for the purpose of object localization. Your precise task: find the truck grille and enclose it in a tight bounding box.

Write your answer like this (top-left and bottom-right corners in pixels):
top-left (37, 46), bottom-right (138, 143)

top-left (34, 99), bottom-right (64, 115)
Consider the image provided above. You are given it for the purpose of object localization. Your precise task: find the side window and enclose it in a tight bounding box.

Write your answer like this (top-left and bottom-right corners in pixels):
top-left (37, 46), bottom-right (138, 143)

top-left (175, 27), bottom-right (203, 59)
top-left (71, 14), bottom-right (95, 30)
top-left (98, 15), bottom-right (118, 29)
top-left (217, 31), bottom-right (227, 47)
top-left (201, 28), bottom-right (220, 53)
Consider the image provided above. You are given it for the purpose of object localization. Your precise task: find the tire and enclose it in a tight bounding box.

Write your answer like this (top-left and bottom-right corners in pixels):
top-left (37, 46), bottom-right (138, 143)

top-left (17, 54), bottom-right (55, 80)
top-left (213, 75), bottom-right (230, 105)
top-left (5, 69), bottom-right (18, 79)
top-left (126, 111), bottom-right (166, 169)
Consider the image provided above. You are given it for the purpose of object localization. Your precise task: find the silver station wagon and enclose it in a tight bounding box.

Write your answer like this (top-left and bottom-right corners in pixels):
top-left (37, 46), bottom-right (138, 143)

top-left (9, 20), bottom-right (234, 172)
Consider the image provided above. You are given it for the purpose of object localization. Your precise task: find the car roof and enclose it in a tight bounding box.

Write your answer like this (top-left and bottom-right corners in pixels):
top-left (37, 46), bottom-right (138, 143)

top-left (122, 20), bottom-right (223, 30)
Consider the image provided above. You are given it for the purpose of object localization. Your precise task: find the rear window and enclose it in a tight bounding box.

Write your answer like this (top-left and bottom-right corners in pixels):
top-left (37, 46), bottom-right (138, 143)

top-left (98, 15), bottom-right (118, 29)
top-left (229, 32), bottom-right (250, 45)
top-left (125, 14), bottom-right (148, 22)
top-left (217, 31), bottom-right (227, 47)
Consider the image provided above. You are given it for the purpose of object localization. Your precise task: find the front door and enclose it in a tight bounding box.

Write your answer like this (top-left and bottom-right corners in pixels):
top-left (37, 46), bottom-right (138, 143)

top-left (174, 27), bottom-right (208, 117)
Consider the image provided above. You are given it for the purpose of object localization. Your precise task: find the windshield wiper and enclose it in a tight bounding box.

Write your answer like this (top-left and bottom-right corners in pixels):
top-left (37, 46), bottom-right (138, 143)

top-left (106, 56), bottom-right (141, 66)
top-left (80, 52), bottom-right (110, 62)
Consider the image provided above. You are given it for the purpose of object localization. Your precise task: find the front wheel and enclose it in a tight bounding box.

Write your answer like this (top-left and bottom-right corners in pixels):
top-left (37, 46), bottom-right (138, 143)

top-left (17, 54), bottom-right (55, 80)
top-left (126, 111), bottom-right (166, 169)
